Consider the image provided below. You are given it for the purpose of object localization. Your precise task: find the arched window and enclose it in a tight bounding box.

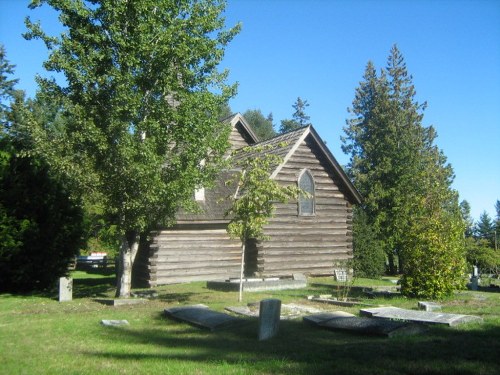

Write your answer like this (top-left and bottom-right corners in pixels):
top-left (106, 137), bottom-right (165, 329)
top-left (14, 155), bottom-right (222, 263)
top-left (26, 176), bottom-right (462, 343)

top-left (298, 170), bottom-right (315, 215)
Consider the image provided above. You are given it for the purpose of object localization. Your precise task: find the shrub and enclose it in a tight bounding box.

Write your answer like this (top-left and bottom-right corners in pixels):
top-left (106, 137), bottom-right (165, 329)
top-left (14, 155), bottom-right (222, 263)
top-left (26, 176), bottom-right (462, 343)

top-left (400, 207), bottom-right (466, 299)
top-left (0, 153), bottom-right (85, 292)
top-left (352, 208), bottom-right (386, 278)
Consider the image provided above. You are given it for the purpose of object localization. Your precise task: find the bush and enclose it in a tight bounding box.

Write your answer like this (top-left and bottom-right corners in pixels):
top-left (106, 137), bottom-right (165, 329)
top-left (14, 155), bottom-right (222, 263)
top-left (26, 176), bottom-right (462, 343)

top-left (400, 208), bottom-right (466, 299)
top-left (0, 152), bottom-right (85, 292)
top-left (352, 208), bottom-right (386, 278)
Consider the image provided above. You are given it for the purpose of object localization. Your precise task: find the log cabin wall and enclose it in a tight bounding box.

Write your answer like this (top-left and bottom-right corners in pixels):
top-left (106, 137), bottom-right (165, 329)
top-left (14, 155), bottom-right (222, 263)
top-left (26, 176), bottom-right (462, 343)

top-left (146, 224), bottom-right (242, 286)
top-left (228, 121), bottom-right (255, 151)
top-left (256, 135), bottom-right (353, 277)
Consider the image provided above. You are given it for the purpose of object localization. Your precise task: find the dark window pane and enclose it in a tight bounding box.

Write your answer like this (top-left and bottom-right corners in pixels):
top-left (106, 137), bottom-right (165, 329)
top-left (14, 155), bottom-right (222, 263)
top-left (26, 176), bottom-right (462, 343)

top-left (299, 171), bottom-right (315, 215)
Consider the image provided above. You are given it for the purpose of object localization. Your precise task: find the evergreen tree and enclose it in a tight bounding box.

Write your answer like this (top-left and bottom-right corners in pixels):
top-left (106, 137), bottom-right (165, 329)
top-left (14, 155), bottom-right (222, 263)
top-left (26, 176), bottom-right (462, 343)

top-left (24, 0), bottom-right (240, 297)
top-left (475, 211), bottom-right (495, 246)
top-left (279, 97), bottom-right (311, 133)
top-left (243, 109), bottom-right (276, 140)
top-left (343, 45), bottom-right (465, 297)
top-left (352, 207), bottom-right (386, 278)
top-left (0, 48), bottom-right (85, 292)
top-left (460, 200), bottom-right (474, 238)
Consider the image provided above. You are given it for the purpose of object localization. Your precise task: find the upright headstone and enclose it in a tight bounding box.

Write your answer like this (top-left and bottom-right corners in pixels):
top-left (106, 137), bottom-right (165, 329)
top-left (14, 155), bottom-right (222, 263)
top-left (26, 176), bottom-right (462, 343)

top-left (258, 299), bottom-right (281, 341)
top-left (59, 277), bottom-right (73, 302)
top-left (470, 266), bottom-right (480, 290)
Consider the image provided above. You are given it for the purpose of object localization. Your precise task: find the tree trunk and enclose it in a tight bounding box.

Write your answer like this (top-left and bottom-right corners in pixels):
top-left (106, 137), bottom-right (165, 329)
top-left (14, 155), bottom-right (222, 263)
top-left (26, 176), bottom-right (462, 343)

top-left (115, 231), bottom-right (140, 298)
top-left (238, 242), bottom-right (246, 303)
top-left (387, 252), bottom-right (397, 275)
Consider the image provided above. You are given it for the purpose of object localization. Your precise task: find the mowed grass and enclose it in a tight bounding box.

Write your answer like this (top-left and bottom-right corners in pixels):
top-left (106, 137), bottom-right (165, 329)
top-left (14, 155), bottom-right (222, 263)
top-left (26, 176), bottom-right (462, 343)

top-left (0, 271), bottom-right (499, 375)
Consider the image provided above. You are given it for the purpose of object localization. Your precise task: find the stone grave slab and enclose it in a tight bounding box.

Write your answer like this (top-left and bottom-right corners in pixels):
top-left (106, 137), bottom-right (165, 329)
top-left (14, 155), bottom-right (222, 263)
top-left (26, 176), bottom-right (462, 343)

top-left (360, 306), bottom-right (483, 326)
top-left (303, 311), bottom-right (356, 325)
top-left (226, 303), bottom-right (324, 320)
top-left (319, 317), bottom-right (426, 337)
top-left (96, 298), bottom-right (147, 306)
top-left (292, 273), bottom-right (307, 281)
top-left (164, 305), bottom-right (247, 332)
top-left (101, 320), bottom-right (129, 327)
top-left (418, 301), bottom-right (442, 312)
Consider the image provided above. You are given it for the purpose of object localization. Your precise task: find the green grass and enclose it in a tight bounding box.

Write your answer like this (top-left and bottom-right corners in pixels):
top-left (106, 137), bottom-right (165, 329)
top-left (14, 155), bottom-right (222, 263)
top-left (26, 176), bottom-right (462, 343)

top-left (1, 272), bottom-right (499, 375)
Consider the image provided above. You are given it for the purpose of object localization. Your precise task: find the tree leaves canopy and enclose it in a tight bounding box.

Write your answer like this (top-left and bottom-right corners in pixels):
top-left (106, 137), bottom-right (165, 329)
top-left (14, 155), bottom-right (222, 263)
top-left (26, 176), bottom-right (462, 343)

top-left (24, 0), bottom-right (240, 236)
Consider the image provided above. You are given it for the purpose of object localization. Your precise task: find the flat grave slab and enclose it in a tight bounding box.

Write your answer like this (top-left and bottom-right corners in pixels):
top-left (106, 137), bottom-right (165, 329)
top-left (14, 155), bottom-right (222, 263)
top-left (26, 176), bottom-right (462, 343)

top-left (303, 311), bottom-right (356, 325)
top-left (207, 278), bottom-right (307, 292)
top-left (164, 305), bottom-right (248, 332)
top-left (225, 303), bottom-right (324, 320)
top-left (307, 295), bottom-right (377, 307)
top-left (101, 320), bottom-right (129, 327)
top-left (360, 307), bottom-right (483, 326)
top-left (418, 301), bottom-right (442, 312)
top-left (304, 313), bottom-right (426, 337)
top-left (95, 298), bottom-right (147, 306)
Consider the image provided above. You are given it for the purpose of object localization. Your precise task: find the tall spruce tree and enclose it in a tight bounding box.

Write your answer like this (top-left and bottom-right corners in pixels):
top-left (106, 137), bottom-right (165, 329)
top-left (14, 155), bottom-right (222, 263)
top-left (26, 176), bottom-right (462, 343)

top-left (279, 97), bottom-right (311, 133)
top-left (343, 45), bottom-right (465, 297)
top-left (24, 0), bottom-right (240, 297)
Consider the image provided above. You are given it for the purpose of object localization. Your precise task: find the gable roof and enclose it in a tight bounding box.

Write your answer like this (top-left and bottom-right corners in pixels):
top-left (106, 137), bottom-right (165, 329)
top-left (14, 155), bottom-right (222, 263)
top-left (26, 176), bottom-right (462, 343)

top-left (176, 115), bottom-right (361, 223)
top-left (234, 125), bottom-right (362, 205)
top-left (223, 113), bottom-right (260, 145)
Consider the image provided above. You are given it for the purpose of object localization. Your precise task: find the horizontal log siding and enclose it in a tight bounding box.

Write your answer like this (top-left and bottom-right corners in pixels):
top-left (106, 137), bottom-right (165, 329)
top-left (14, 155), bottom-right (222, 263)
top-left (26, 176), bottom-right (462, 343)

top-left (148, 227), bottom-right (242, 286)
top-left (258, 138), bottom-right (353, 277)
top-left (229, 123), bottom-right (252, 151)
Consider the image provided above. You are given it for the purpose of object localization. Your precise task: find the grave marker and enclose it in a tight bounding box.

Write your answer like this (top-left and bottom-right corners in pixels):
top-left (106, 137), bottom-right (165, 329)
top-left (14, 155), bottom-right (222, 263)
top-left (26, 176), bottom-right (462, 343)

top-left (258, 299), bottom-right (281, 341)
top-left (59, 277), bottom-right (72, 302)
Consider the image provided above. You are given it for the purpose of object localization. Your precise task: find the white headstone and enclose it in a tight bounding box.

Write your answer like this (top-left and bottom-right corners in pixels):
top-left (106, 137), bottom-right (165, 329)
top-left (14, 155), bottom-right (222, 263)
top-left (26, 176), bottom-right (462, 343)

top-left (59, 277), bottom-right (73, 302)
top-left (258, 299), bottom-right (281, 341)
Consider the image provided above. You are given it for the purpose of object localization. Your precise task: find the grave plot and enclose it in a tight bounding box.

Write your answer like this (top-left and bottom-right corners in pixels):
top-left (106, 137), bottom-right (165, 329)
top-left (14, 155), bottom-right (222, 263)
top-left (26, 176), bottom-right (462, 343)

top-left (225, 302), bottom-right (324, 320)
top-left (304, 313), bottom-right (427, 338)
top-left (360, 307), bottom-right (483, 326)
top-left (164, 304), bottom-right (248, 332)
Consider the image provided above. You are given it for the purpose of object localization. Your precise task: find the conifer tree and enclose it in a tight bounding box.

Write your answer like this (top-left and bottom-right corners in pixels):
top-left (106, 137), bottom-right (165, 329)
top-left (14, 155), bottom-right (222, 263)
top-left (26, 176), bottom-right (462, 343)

top-left (343, 45), bottom-right (465, 297)
top-left (279, 97), bottom-right (311, 133)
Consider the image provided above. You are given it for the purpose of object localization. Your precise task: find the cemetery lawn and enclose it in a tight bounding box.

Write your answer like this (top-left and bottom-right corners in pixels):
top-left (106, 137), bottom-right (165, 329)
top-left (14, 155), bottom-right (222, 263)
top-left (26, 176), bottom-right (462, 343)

top-left (0, 272), bottom-right (499, 375)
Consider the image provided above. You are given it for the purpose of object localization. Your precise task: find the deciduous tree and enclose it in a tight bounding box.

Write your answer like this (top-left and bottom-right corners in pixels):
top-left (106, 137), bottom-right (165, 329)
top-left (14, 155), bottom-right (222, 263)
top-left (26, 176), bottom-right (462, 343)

top-left (243, 109), bottom-right (275, 140)
top-left (225, 144), bottom-right (300, 301)
top-left (25, 0), bottom-right (240, 297)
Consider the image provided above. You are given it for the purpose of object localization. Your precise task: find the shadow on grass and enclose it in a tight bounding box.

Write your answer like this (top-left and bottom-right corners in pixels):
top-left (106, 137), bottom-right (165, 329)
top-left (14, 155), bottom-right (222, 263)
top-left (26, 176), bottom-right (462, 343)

top-left (72, 269), bottom-right (116, 298)
top-left (158, 292), bottom-right (197, 303)
top-left (87, 316), bottom-right (500, 375)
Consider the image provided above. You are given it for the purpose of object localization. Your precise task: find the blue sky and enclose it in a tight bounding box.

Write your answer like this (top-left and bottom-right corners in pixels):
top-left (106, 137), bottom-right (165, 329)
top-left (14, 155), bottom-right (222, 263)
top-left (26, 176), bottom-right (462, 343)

top-left (1, 0), bottom-right (499, 221)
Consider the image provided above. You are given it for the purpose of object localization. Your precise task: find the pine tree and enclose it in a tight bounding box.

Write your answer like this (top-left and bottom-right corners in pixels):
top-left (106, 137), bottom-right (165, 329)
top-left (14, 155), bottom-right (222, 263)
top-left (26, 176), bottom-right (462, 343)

top-left (460, 200), bottom-right (474, 238)
top-left (279, 97), bottom-right (311, 133)
top-left (476, 211), bottom-right (495, 246)
top-left (343, 45), bottom-right (465, 297)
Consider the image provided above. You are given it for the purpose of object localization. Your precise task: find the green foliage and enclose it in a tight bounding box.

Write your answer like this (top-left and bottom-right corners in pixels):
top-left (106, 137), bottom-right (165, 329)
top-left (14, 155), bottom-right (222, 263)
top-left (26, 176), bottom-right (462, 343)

top-left (460, 200), bottom-right (475, 237)
top-left (279, 97), bottom-right (311, 133)
top-left (0, 148), bottom-right (85, 292)
top-left (225, 144), bottom-right (300, 242)
top-left (243, 109), bottom-right (276, 140)
top-left (0, 44), bottom-right (19, 118)
top-left (465, 237), bottom-right (500, 270)
top-left (352, 207), bottom-right (386, 278)
top-left (399, 196), bottom-right (467, 299)
top-left (475, 211), bottom-right (495, 246)
top-left (343, 45), bottom-right (460, 286)
top-left (24, 0), bottom-right (240, 296)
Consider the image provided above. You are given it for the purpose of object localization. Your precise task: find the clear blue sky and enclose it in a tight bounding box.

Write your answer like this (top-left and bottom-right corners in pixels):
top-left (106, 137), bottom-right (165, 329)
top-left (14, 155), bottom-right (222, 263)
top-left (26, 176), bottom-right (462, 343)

top-left (1, 0), bottom-right (499, 221)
